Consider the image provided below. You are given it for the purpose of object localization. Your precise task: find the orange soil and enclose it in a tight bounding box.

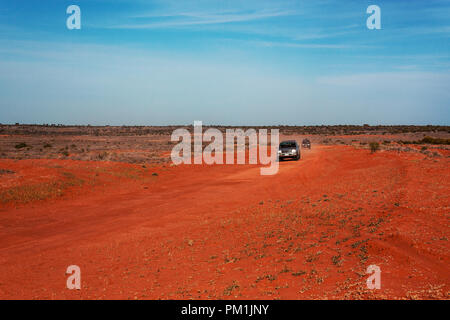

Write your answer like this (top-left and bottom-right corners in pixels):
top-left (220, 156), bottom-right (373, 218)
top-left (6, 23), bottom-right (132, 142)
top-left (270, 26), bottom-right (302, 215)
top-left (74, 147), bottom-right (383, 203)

top-left (0, 146), bottom-right (448, 299)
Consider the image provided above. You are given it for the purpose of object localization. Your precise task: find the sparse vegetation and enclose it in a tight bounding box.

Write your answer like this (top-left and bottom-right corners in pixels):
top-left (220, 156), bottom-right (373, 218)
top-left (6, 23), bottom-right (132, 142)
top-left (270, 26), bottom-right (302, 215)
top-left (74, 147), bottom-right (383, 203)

top-left (400, 136), bottom-right (450, 145)
top-left (332, 254), bottom-right (342, 266)
top-left (0, 125), bottom-right (448, 164)
top-left (223, 281), bottom-right (240, 296)
top-left (0, 169), bottom-right (15, 175)
top-left (98, 152), bottom-right (109, 160)
top-left (369, 142), bottom-right (380, 153)
top-left (0, 173), bottom-right (84, 204)
top-left (15, 142), bottom-right (28, 149)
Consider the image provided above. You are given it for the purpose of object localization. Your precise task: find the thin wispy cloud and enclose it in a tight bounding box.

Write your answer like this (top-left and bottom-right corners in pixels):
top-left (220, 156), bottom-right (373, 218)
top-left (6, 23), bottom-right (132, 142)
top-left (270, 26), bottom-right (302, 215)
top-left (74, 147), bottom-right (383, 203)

top-left (242, 40), bottom-right (373, 50)
top-left (111, 10), bottom-right (293, 29)
top-left (291, 27), bottom-right (360, 41)
top-left (405, 25), bottom-right (450, 35)
top-left (185, 23), bottom-right (362, 42)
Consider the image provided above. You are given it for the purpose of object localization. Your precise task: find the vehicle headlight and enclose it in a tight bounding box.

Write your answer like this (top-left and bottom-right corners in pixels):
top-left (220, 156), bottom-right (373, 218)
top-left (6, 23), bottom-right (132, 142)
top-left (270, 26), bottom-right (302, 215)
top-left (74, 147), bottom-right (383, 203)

top-left (292, 149), bottom-right (296, 153)
top-left (278, 150), bottom-right (281, 153)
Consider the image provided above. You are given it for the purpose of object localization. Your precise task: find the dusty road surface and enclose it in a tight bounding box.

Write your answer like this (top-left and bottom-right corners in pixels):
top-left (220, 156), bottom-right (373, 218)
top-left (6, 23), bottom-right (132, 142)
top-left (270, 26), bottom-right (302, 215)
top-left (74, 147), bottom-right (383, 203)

top-left (0, 145), bottom-right (448, 299)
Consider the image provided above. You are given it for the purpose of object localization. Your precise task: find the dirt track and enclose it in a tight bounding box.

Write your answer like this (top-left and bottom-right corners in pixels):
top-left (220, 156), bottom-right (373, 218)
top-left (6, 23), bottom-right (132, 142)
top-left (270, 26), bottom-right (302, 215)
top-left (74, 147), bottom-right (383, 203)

top-left (0, 146), bottom-right (448, 299)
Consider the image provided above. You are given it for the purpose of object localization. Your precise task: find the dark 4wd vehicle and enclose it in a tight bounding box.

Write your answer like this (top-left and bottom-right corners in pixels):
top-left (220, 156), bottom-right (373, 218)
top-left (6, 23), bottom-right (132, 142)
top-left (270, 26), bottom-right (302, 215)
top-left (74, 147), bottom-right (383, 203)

top-left (302, 138), bottom-right (311, 149)
top-left (278, 140), bottom-right (300, 161)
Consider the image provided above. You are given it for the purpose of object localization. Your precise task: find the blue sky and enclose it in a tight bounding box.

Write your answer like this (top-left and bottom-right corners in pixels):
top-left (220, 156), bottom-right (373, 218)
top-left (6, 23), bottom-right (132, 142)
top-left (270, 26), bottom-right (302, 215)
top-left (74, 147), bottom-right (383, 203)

top-left (0, 0), bottom-right (449, 125)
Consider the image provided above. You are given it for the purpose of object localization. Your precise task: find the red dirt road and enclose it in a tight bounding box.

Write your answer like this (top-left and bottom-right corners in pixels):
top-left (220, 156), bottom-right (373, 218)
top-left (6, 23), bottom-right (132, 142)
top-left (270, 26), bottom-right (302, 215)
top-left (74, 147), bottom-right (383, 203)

top-left (0, 146), bottom-right (448, 299)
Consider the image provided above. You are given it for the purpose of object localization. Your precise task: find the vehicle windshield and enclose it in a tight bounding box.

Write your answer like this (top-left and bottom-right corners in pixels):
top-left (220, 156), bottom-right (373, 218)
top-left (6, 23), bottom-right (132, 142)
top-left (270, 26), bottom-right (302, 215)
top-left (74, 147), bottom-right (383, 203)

top-left (280, 142), bottom-right (296, 148)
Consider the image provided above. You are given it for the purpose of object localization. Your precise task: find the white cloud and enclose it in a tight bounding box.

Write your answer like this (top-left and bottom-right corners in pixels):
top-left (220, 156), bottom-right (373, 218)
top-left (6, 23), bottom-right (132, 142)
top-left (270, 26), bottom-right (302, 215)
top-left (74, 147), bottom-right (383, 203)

top-left (111, 10), bottom-right (293, 29)
top-left (247, 40), bottom-right (373, 49)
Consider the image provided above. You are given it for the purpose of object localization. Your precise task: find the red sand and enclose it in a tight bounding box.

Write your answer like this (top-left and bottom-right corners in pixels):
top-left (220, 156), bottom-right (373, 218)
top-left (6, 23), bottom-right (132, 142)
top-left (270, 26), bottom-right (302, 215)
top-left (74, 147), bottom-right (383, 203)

top-left (0, 146), bottom-right (448, 299)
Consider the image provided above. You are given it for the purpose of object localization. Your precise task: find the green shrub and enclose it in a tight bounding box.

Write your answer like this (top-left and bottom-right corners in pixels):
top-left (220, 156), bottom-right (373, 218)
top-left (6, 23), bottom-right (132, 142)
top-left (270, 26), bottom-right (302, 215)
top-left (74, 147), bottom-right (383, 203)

top-left (98, 152), bottom-right (108, 160)
top-left (15, 142), bottom-right (28, 149)
top-left (369, 142), bottom-right (380, 153)
top-left (421, 136), bottom-right (450, 145)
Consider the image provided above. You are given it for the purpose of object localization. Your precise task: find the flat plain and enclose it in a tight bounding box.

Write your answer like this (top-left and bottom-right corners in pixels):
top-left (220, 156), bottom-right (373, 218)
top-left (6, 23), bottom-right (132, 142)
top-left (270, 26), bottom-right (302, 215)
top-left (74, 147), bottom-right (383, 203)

top-left (0, 124), bottom-right (448, 299)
